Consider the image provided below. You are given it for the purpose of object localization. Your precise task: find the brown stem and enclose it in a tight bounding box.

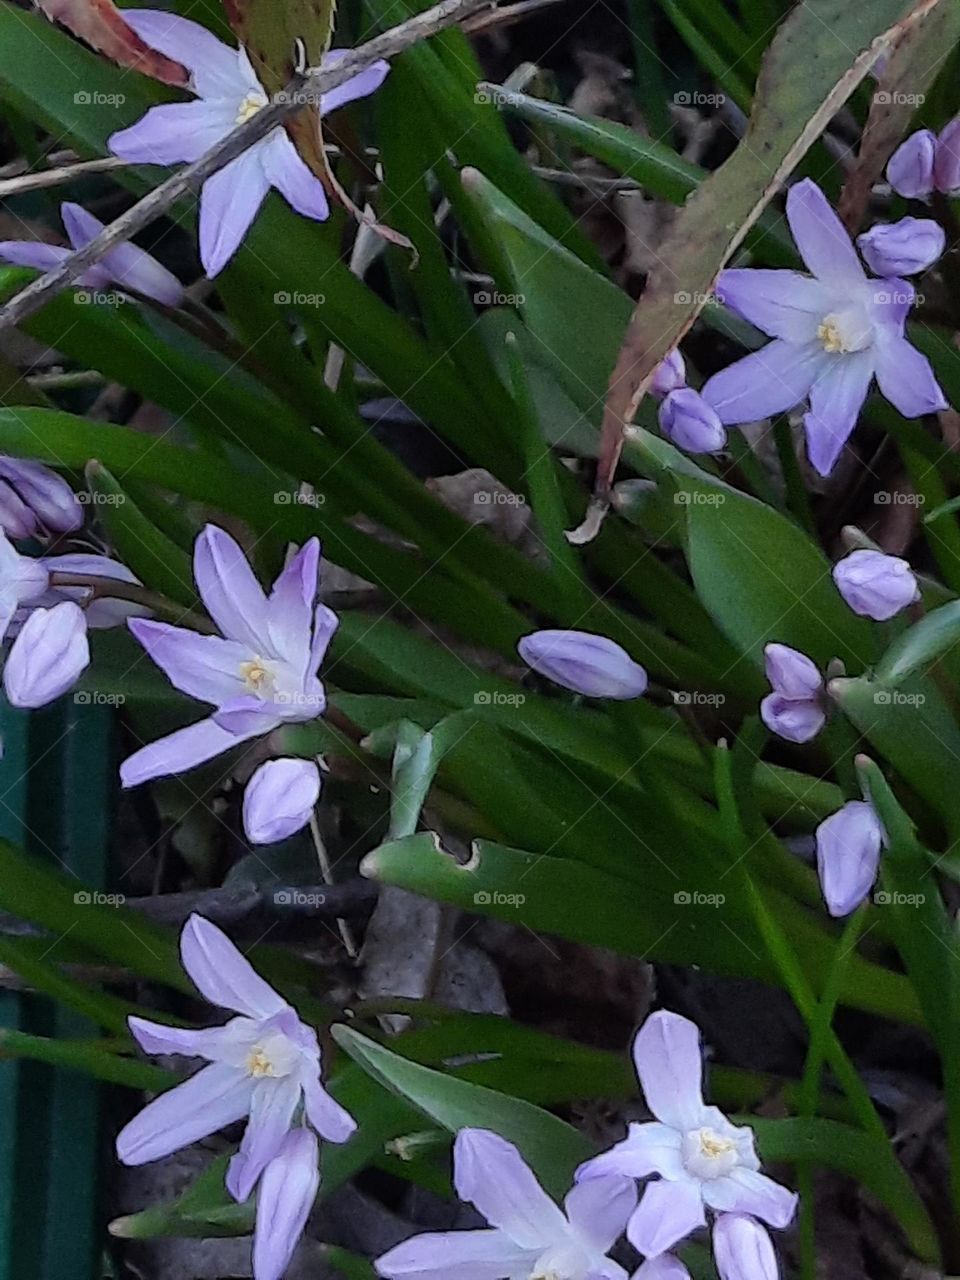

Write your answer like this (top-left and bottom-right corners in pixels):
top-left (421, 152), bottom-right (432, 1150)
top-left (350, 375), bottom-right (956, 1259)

top-left (47, 571), bottom-right (214, 632)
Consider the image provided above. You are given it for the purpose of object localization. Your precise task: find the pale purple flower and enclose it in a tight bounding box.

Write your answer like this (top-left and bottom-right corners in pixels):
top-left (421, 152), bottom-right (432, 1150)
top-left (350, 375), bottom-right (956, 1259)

top-left (832, 549), bottom-right (918, 620)
top-left (934, 117), bottom-right (960, 195)
top-left (816, 800), bottom-right (884, 917)
top-left (254, 1127), bottom-right (320, 1280)
top-left (576, 1011), bottom-right (797, 1257)
top-left (886, 129), bottom-right (937, 199)
top-left (116, 914), bottom-right (355, 1197)
top-left (243, 757), bottom-right (321, 845)
top-left (702, 179), bottom-right (947, 476)
top-left (3, 601), bottom-right (90, 708)
top-left (659, 387), bottom-right (726, 453)
top-left (856, 217), bottom-right (945, 277)
top-left (633, 1257), bottom-right (691, 1280)
top-left (0, 531), bottom-right (49, 642)
top-left (120, 526), bottom-right (337, 787)
top-left (713, 1214), bottom-right (778, 1280)
top-left (376, 1128), bottom-right (636, 1280)
top-left (760, 643), bottom-right (825, 744)
top-left (108, 11), bottom-right (390, 277)
top-left (30, 552), bottom-right (147, 631)
top-left (0, 201), bottom-right (183, 305)
top-left (0, 456), bottom-right (82, 537)
top-left (518, 630), bottom-right (648, 700)
top-left (651, 350), bottom-right (686, 397)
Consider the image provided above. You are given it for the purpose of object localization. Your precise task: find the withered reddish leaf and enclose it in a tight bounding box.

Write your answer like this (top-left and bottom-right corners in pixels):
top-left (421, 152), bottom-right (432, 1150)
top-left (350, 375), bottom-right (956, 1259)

top-left (36, 0), bottom-right (188, 86)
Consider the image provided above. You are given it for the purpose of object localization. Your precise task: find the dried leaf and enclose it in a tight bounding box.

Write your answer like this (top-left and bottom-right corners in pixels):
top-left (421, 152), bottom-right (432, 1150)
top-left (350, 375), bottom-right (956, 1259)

top-left (36, 0), bottom-right (188, 85)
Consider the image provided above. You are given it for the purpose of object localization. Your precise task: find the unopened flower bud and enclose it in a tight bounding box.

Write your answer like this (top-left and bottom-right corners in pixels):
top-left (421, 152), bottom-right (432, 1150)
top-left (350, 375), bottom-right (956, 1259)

top-left (832, 548), bottom-right (919, 620)
top-left (935, 117), bottom-right (960, 195)
top-left (857, 217), bottom-right (945, 277)
top-left (3, 601), bottom-right (89, 708)
top-left (518, 629), bottom-right (648, 699)
top-left (886, 129), bottom-right (937, 199)
top-left (713, 1214), bottom-right (779, 1280)
top-left (651, 349), bottom-right (686, 397)
top-left (816, 799), bottom-right (884, 917)
top-left (243, 757), bottom-right (321, 845)
top-left (764, 643), bottom-right (822, 701)
top-left (760, 643), bottom-right (825, 744)
top-left (659, 387), bottom-right (726, 453)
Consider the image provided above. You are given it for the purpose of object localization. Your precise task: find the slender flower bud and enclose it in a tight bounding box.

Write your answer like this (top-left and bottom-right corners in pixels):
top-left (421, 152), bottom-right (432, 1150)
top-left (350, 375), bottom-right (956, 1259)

top-left (651, 349), bottom-right (686, 397)
top-left (659, 387), bottom-right (726, 453)
top-left (935, 117), bottom-right (960, 195)
top-left (764, 643), bottom-right (822, 701)
top-left (253, 1128), bottom-right (320, 1280)
top-left (3, 601), bottom-right (89, 708)
top-left (886, 129), bottom-right (937, 199)
top-left (0, 457), bottom-right (83, 535)
top-left (815, 799), bottom-right (884, 917)
top-left (832, 548), bottom-right (919, 620)
top-left (760, 643), bottom-right (825, 744)
top-left (857, 217), bottom-right (945, 277)
top-left (713, 1214), bottom-right (779, 1280)
top-left (518, 630), bottom-right (648, 700)
top-left (243, 758), bottom-right (321, 845)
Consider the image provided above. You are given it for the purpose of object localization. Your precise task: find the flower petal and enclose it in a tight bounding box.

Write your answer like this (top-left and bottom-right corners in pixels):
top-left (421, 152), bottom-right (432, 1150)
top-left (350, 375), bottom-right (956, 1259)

top-left (120, 9), bottom-right (246, 98)
top-left (302, 1070), bottom-right (357, 1143)
top-left (128, 617), bottom-right (252, 705)
top-left (0, 456), bottom-right (83, 533)
top-left (267, 539), bottom-right (320, 673)
top-left (180, 913), bottom-right (289, 1020)
top-left (198, 147), bottom-right (271, 276)
top-left (701, 1167), bottom-right (798, 1228)
top-left (212, 694), bottom-right (283, 736)
top-left (873, 332), bottom-right (948, 420)
top-left (376, 1228), bottom-right (532, 1280)
top-left (115, 1061), bottom-right (253, 1165)
top-left (127, 1014), bottom-right (259, 1061)
top-left (803, 349), bottom-right (875, 476)
top-left (109, 100), bottom-right (235, 165)
top-left (716, 269), bottom-right (828, 342)
top-left (702, 340), bottom-right (825, 426)
top-left (262, 132), bottom-right (330, 223)
top-left (3, 601), bottom-right (89, 708)
top-left (627, 1179), bottom-right (705, 1258)
top-left (252, 1127), bottom-right (320, 1280)
top-left (712, 1213), bottom-right (779, 1280)
top-left (453, 1129), bottom-right (565, 1250)
top-left (226, 1076), bottom-right (301, 1201)
top-left (194, 524), bottom-right (270, 652)
top-left (310, 602), bottom-right (339, 673)
top-left (564, 1176), bottom-right (637, 1251)
top-left (243, 757), bottom-right (321, 845)
top-left (320, 51), bottom-right (391, 115)
top-left (634, 1256), bottom-right (693, 1280)
top-left (576, 1123), bottom-right (684, 1183)
top-left (764, 643), bottom-right (822, 700)
top-left (816, 799), bottom-right (883, 917)
top-left (759, 694), bottom-right (825, 744)
top-left (785, 179), bottom-right (865, 285)
top-left (119, 717), bottom-right (245, 787)
top-left (633, 1010), bottom-right (705, 1130)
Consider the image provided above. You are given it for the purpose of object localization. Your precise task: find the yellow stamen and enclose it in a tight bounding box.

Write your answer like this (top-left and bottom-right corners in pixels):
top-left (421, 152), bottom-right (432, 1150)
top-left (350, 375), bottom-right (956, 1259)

top-left (236, 91), bottom-right (268, 125)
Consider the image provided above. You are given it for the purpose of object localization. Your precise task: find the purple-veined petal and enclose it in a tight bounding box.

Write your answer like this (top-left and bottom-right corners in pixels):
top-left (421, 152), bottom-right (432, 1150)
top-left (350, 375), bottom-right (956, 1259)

top-left (936, 117), bottom-right (960, 195)
top-left (518, 630), bottom-right (648, 700)
top-left (816, 799), bottom-right (883, 917)
top-left (43, 552), bottom-right (148, 629)
top-left (180, 913), bottom-right (289, 1020)
top-left (128, 617), bottom-right (252, 705)
top-left (453, 1128), bottom-right (565, 1250)
top-left (101, 235), bottom-right (185, 306)
top-left (109, 99), bottom-right (235, 165)
top-left (119, 717), bottom-right (248, 786)
top-left (310, 602), bottom-right (339, 673)
top-left (128, 1013), bottom-right (258, 1062)
top-left (785, 179), bottom-right (865, 285)
top-left (702, 340), bottom-right (825, 426)
top-left (302, 1070), bottom-right (357, 1143)
top-left (713, 1214), bottom-right (779, 1280)
top-left (659, 388), bottom-right (726, 453)
top-left (0, 478), bottom-right (38, 537)
top-left (701, 1167), bottom-right (798, 1227)
top-left (226, 1075), bottom-right (301, 1202)
top-left (856, 217), bottom-right (945, 277)
top-left (0, 456), bottom-right (82, 533)
top-left (375, 1228), bottom-right (533, 1280)
top-left (261, 131), bottom-right (330, 222)
top-left (715, 269), bottom-right (829, 342)
top-left (627, 1179), bottom-right (705, 1258)
top-left (634, 1256), bottom-right (693, 1280)
top-left (764, 643), bottom-right (822, 700)
top-left (198, 146), bottom-right (272, 277)
top-left (577, 1123), bottom-right (684, 1183)
top-left (320, 51), bottom-right (391, 115)
top-left (3, 601), bottom-right (89, 708)
top-left (873, 332), bottom-right (948, 420)
top-left (116, 1061), bottom-right (254, 1165)
top-left (0, 532), bottom-right (47, 602)
top-left (194, 524), bottom-right (271, 652)
top-left (267, 539), bottom-right (319, 673)
top-left (633, 1010), bottom-right (705, 1130)
top-left (759, 694), bottom-right (825, 744)
top-left (564, 1176), bottom-right (638, 1251)
top-left (832, 549), bottom-right (918, 621)
top-left (121, 9), bottom-right (247, 98)
top-left (803, 349), bottom-right (875, 476)
top-left (651, 349), bottom-right (686, 397)
top-left (887, 128), bottom-right (936, 199)
top-left (252, 1127), bottom-right (320, 1280)
top-left (243, 757), bottom-right (321, 845)
top-left (212, 695), bottom-right (283, 736)
top-left (0, 241), bottom-right (73, 274)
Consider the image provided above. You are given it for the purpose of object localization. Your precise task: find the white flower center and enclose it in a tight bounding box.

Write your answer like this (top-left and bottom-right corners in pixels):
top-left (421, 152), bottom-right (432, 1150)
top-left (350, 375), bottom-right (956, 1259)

top-left (236, 90), bottom-right (268, 125)
top-left (681, 1126), bottom-right (740, 1180)
top-left (245, 1030), bottom-right (300, 1079)
top-left (817, 306), bottom-right (872, 354)
top-left (239, 657), bottom-right (276, 696)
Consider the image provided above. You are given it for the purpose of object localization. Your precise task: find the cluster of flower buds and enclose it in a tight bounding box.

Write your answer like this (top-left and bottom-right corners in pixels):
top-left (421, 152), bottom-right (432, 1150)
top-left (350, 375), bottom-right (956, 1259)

top-left (650, 349), bottom-right (727, 455)
top-left (887, 118), bottom-right (960, 200)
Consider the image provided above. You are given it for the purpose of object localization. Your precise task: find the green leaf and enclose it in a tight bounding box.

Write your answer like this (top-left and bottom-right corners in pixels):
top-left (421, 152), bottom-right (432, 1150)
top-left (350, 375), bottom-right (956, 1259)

top-left (110, 1156), bottom-right (253, 1240)
top-left (874, 599), bottom-right (960, 684)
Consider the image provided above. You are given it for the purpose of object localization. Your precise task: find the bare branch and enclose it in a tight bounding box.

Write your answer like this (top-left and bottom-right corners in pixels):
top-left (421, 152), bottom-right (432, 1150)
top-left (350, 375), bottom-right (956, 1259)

top-left (0, 0), bottom-right (495, 333)
top-left (0, 155), bottom-right (129, 199)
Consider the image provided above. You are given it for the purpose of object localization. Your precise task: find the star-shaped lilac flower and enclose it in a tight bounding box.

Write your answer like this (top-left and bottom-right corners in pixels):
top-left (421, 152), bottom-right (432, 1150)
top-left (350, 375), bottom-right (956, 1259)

top-left (576, 1011), bottom-right (797, 1258)
top-left (120, 524), bottom-right (337, 787)
top-left (701, 179), bottom-right (947, 476)
top-left (108, 11), bottom-right (390, 276)
top-left (376, 1128), bottom-right (636, 1280)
